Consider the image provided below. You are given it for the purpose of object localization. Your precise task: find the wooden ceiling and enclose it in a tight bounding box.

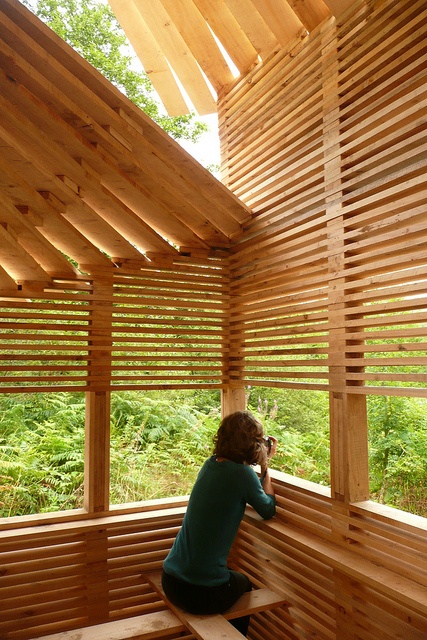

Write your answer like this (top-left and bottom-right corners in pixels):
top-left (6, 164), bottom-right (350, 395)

top-left (108, 0), bottom-right (356, 115)
top-left (0, 0), bottom-right (253, 293)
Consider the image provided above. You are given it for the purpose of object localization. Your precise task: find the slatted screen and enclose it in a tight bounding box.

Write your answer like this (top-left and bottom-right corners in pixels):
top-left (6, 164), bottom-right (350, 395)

top-left (0, 257), bottom-right (228, 392)
top-left (0, 283), bottom-right (93, 392)
top-left (0, 504), bottom-right (188, 640)
top-left (333, 0), bottom-right (427, 397)
top-left (224, 22), bottom-right (330, 392)
top-left (110, 259), bottom-right (228, 390)
top-left (220, 0), bottom-right (427, 398)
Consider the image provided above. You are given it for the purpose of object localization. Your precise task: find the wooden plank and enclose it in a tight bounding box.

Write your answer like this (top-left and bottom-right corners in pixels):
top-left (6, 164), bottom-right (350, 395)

top-left (251, 517), bottom-right (427, 616)
top-left (290, 0), bottom-right (331, 32)
top-left (0, 1), bottom-right (250, 243)
top-left (224, 0), bottom-right (279, 60)
top-left (0, 221), bottom-right (52, 286)
top-left (146, 571), bottom-right (286, 640)
top-left (34, 610), bottom-right (185, 640)
top-left (129, 0), bottom-right (216, 115)
top-left (0, 201), bottom-right (77, 279)
top-left (192, 0), bottom-right (259, 73)
top-left (0, 264), bottom-right (19, 293)
top-left (0, 71), bottom-right (214, 252)
top-left (107, 0), bottom-right (189, 116)
top-left (159, 0), bottom-right (235, 91)
top-left (239, 0), bottom-right (305, 46)
top-left (322, 0), bottom-right (356, 17)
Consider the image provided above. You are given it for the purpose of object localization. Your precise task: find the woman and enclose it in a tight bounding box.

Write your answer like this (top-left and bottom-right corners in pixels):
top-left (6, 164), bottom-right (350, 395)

top-left (162, 410), bottom-right (277, 636)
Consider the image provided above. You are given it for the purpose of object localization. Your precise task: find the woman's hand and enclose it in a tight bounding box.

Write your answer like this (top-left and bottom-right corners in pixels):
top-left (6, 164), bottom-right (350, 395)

top-left (267, 435), bottom-right (278, 459)
top-left (260, 436), bottom-right (277, 496)
top-left (260, 436), bottom-right (278, 478)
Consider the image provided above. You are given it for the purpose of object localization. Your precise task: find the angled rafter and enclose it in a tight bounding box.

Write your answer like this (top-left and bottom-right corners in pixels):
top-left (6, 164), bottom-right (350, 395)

top-left (0, 84), bottom-right (212, 252)
top-left (224, 0), bottom-right (280, 59)
top-left (248, 0), bottom-right (306, 44)
top-left (0, 157), bottom-right (114, 271)
top-left (321, 0), bottom-right (356, 17)
top-left (192, 0), bottom-right (259, 73)
top-left (130, 0), bottom-right (216, 115)
top-left (0, 221), bottom-right (52, 287)
top-left (288, 0), bottom-right (331, 32)
top-left (0, 263), bottom-right (19, 293)
top-left (158, 0), bottom-right (235, 92)
top-left (0, 3), bottom-right (250, 244)
top-left (0, 196), bottom-right (78, 279)
top-left (107, 0), bottom-right (189, 116)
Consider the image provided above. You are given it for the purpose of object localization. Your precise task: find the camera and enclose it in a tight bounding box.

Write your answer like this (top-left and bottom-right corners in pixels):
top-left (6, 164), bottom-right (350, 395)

top-left (264, 436), bottom-right (272, 454)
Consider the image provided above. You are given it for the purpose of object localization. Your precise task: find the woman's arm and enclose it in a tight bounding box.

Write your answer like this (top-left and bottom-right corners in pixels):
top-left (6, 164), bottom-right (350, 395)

top-left (261, 467), bottom-right (274, 495)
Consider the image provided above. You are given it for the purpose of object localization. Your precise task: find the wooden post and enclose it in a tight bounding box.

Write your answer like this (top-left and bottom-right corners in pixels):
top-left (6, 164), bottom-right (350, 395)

top-left (84, 390), bottom-right (110, 513)
top-left (221, 385), bottom-right (247, 418)
top-left (322, 25), bottom-right (370, 506)
top-left (84, 269), bottom-right (113, 514)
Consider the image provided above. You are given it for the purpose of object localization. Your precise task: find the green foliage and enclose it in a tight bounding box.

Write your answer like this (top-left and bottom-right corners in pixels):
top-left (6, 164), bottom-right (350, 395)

top-left (248, 386), bottom-right (329, 433)
top-left (1, 388), bottom-right (426, 518)
top-left (247, 388), bottom-right (330, 485)
top-left (110, 396), bottom-right (220, 503)
top-left (23, 0), bottom-right (208, 142)
top-left (0, 393), bottom-right (84, 516)
top-left (368, 395), bottom-right (427, 514)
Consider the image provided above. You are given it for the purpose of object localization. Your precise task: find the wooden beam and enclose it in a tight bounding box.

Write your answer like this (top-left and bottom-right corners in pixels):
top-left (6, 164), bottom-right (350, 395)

top-left (224, 0), bottom-right (279, 60)
top-left (192, 0), bottom-right (259, 73)
top-left (290, 0), bottom-right (331, 32)
top-left (322, 0), bottom-right (357, 17)
top-left (84, 390), bottom-right (110, 514)
top-left (0, 70), bottom-right (208, 252)
top-left (0, 199), bottom-right (78, 279)
top-left (249, 0), bottom-right (306, 44)
top-left (107, 0), bottom-right (189, 116)
top-left (159, 0), bottom-right (235, 92)
top-left (84, 271), bottom-right (113, 513)
top-left (130, 0), bottom-right (216, 115)
top-left (0, 221), bottom-right (52, 286)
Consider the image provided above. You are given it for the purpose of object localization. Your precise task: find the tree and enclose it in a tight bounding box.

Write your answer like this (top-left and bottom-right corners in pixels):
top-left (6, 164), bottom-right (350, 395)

top-left (23, 0), bottom-right (208, 142)
top-left (368, 395), bottom-right (427, 514)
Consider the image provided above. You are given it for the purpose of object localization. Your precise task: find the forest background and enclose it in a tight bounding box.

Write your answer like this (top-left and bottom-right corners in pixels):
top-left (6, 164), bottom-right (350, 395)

top-left (1, 388), bottom-right (426, 518)
top-left (2, 0), bottom-right (426, 520)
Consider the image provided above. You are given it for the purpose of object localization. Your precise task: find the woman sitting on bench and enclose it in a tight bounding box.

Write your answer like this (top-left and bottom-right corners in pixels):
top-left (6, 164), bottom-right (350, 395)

top-left (162, 410), bottom-right (277, 636)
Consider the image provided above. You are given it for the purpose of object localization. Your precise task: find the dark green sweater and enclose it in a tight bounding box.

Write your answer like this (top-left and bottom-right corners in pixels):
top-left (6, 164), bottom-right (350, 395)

top-left (163, 456), bottom-right (276, 586)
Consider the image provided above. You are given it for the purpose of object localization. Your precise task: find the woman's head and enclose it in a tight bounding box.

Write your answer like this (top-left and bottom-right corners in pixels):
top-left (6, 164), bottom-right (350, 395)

top-left (213, 410), bottom-right (267, 466)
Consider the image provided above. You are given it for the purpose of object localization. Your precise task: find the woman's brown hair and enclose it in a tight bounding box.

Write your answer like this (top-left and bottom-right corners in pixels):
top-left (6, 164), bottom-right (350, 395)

top-left (213, 411), bottom-right (267, 466)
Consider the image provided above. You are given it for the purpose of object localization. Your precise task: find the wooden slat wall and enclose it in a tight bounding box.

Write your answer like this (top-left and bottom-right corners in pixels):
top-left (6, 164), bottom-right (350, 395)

top-left (0, 502), bottom-right (189, 639)
top-left (110, 258), bottom-right (228, 390)
top-left (2, 474), bottom-right (427, 639)
top-left (219, 0), bottom-right (427, 399)
top-left (0, 256), bottom-right (228, 392)
top-left (231, 474), bottom-right (427, 640)
top-left (0, 282), bottom-right (94, 392)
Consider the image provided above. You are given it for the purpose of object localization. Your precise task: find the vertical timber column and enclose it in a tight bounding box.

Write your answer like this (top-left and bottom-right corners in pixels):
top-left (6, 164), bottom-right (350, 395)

top-left (218, 92), bottom-right (246, 417)
top-left (85, 269), bottom-right (113, 514)
top-left (221, 385), bottom-right (246, 418)
top-left (221, 257), bottom-right (246, 418)
top-left (322, 24), bottom-right (370, 507)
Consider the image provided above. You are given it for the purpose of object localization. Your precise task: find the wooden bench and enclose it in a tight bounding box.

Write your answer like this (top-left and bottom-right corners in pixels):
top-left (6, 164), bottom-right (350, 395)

top-left (33, 609), bottom-right (186, 640)
top-left (33, 570), bottom-right (285, 640)
top-left (145, 570), bottom-right (286, 640)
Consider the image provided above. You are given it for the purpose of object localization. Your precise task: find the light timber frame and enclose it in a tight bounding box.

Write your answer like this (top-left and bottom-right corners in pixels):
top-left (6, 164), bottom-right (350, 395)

top-left (219, 0), bottom-right (427, 503)
top-left (1, 0), bottom-right (427, 639)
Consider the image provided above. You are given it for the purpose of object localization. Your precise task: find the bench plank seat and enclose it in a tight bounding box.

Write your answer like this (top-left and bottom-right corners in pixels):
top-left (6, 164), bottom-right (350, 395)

top-left (145, 571), bottom-right (286, 640)
top-left (34, 610), bottom-right (185, 640)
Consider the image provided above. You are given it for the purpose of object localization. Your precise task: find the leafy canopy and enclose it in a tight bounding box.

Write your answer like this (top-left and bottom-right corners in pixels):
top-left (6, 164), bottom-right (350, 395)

top-left (23, 0), bottom-right (208, 142)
